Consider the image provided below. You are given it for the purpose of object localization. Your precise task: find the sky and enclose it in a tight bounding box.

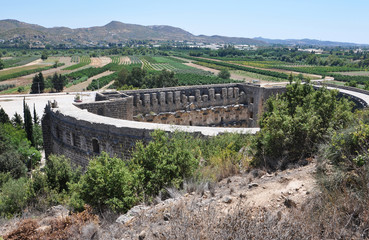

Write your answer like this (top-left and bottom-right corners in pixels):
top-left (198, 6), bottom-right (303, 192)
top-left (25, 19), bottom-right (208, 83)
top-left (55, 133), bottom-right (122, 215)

top-left (1, 0), bottom-right (369, 44)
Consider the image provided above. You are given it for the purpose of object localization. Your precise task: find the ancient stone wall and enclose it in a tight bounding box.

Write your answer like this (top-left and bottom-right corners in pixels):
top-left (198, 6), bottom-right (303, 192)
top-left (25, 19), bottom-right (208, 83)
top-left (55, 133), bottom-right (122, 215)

top-left (42, 83), bottom-right (285, 168)
top-left (134, 104), bottom-right (249, 127)
top-left (76, 83), bottom-right (285, 127)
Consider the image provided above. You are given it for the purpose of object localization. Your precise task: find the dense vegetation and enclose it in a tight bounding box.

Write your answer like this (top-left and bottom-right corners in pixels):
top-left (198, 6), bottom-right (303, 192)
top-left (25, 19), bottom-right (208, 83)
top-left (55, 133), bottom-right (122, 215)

top-left (255, 81), bottom-right (354, 169)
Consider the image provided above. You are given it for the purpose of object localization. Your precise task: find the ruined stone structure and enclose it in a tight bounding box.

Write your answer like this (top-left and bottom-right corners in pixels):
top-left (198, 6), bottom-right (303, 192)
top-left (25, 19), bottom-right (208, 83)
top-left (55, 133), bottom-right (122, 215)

top-left (42, 83), bottom-right (285, 168)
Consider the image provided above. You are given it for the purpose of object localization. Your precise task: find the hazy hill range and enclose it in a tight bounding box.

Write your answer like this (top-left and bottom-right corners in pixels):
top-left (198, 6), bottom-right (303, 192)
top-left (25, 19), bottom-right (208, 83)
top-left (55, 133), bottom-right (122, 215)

top-left (0, 19), bottom-right (264, 46)
top-left (254, 37), bottom-right (368, 47)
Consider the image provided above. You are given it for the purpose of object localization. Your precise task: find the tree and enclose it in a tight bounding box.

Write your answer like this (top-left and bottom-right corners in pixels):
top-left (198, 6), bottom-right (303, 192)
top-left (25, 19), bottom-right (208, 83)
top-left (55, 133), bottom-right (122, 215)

top-left (31, 72), bottom-right (45, 94)
top-left (0, 108), bottom-right (10, 124)
top-left (146, 69), bottom-right (178, 88)
top-left (218, 69), bottom-right (231, 79)
top-left (11, 113), bottom-right (23, 128)
top-left (41, 51), bottom-right (48, 60)
top-left (51, 73), bottom-right (65, 92)
top-left (0, 59), bottom-right (4, 70)
top-left (288, 73), bottom-right (294, 84)
top-left (23, 99), bottom-right (34, 147)
top-left (53, 60), bottom-right (59, 68)
top-left (128, 67), bottom-right (147, 87)
top-left (33, 104), bottom-right (39, 125)
top-left (115, 68), bottom-right (129, 88)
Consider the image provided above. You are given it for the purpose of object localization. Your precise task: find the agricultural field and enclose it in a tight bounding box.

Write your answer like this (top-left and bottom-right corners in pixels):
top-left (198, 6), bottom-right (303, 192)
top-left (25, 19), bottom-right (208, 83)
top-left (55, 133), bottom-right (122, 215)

top-left (230, 60), bottom-right (286, 69)
top-left (1, 56), bottom-right (40, 69)
top-left (63, 56), bottom-right (91, 70)
top-left (176, 73), bottom-right (238, 86)
top-left (0, 64), bottom-right (56, 82)
top-left (111, 56), bottom-right (121, 64)
top-left (139, 56), bottom-right (213, 76)
top-left (129, 56), bottom-right (142, 65)
top-left (336, 71), bottom-right (369, 76)
top-left (230, 70), bottom-right (286, 82)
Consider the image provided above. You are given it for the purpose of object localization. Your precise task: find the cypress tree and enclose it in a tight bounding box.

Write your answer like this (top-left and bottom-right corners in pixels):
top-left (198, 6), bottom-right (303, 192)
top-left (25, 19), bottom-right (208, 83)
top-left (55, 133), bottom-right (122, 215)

top-left (23, 98), bottom-right (34, 146)
top-left (31, 72), bottom-right (45, 94)
top-left (0, 108), bottom-right (10, 124)
top-left (33, 104), bottom-right (39, 125)
top-left (12, 113), bottom-right (23, 128)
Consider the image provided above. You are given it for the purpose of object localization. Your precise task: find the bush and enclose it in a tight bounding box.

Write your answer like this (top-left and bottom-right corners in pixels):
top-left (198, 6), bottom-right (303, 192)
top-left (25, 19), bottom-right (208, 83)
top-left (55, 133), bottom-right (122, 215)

top-left (0, 177), bottom-right (30, 217)
top-left (218, 69), bottom-right (231, 79)
top-left (0, 123), bottom-right (39, 176)
top-left (132, 130), bottom-right (199, 200)
top-left (255, 81), bottom-right (353, 169)
top-left (72, 152), bottom-right (138, 212)
top-left (44, 155), bottom-right (81, 193)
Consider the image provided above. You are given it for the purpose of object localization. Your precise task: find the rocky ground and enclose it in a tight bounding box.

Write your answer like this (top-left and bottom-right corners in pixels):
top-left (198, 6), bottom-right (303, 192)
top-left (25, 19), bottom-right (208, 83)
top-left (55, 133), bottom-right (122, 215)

top-left (1, 161), bottom-right (317, 239)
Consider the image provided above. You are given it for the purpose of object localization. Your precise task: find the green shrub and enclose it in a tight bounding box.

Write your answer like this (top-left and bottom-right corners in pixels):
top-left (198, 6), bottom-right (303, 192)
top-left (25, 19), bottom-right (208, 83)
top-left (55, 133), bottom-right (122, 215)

top-left (45, 155), bottom-right (81, 193)
top-left (132, 130), bottom-right (199, 199)
top-left (0, 177), bottom-right (30, 217)
top-left (72, 152), bottom-right (138, 212)
top-left (255, 81), bottom-right (353, 169)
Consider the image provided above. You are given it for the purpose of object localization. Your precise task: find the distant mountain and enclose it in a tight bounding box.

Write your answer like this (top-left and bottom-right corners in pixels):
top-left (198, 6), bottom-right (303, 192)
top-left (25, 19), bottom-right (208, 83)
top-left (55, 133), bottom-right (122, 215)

top-left (0, 19), bottom-right (264, 47)
top-left (254, 37), bottom-right (368, 47)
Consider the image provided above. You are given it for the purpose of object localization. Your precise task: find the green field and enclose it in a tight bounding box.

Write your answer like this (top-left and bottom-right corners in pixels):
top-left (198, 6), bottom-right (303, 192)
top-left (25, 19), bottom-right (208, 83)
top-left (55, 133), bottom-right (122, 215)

top-left (2, 56), bottom-right (40, 69)
top-left (0, 64), bottom-right (56, 82)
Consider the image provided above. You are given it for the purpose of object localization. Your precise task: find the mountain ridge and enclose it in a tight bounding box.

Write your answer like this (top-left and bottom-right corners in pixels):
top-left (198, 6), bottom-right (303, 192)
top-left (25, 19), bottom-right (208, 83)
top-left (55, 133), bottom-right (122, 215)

top-left (0, 19), bottom-right (367, 47)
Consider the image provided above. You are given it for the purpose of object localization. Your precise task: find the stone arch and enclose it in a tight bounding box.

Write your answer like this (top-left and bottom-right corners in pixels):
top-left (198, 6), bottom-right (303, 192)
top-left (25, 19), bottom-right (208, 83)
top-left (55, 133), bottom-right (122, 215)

top-left (97, 108), bottom-right (104, 116)
top-left (92, 138), bottom-right (100, 154)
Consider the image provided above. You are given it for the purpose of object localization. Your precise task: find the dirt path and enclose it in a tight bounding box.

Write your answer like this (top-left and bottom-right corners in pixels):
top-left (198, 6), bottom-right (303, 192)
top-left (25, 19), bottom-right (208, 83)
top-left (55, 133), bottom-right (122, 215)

top-left (64, 71), bottom-right (114, 92)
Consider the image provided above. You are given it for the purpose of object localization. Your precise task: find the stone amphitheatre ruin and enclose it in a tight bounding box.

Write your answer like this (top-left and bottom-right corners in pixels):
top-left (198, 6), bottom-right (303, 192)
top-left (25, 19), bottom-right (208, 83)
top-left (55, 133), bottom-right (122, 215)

top-left (42, 83), bottom-right (287, 168)
top-left (42, 82), bottom-right (368, 168)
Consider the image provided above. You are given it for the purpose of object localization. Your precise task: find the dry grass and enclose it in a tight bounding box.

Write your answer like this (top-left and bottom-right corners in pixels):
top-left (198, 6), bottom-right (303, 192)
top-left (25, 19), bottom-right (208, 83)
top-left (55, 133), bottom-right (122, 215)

top-left (117, 192), bottom-right (369, 240)
top-left (4, 206), bottom-right (99, 240)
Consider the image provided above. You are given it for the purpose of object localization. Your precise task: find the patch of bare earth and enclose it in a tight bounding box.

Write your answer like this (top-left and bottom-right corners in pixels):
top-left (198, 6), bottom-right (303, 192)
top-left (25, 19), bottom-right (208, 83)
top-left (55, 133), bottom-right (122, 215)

top-left (64, 71), bottom-right (114, 92)
top-left (120, 56), bottom-right (131, 65)
top-left (90, 57), bottom-right (112, 67)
